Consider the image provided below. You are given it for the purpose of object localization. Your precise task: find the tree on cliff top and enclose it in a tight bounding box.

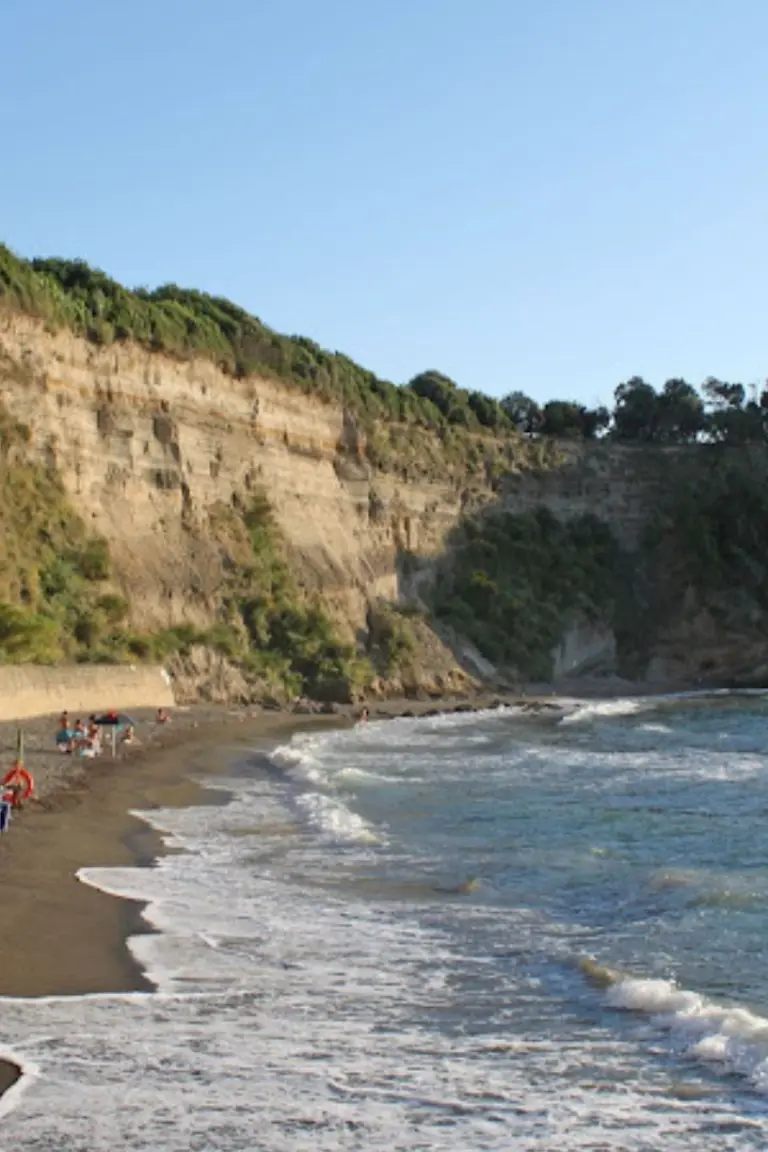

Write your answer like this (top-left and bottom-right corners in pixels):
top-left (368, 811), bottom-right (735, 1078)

top-left (539, 400), bottom-right (610, 440)
top-left (703, 377), bottom-right (768, 444)
top-left (501, 391), bottom-right (542, 434)
top-left (613, 377), bottom-right (706, 443)
top-left (613, 377), bottom-right (660, 441)
top-left (500, 393), bottom-right (609, 439)
top-left (407, 371), bottom-right (511, 431)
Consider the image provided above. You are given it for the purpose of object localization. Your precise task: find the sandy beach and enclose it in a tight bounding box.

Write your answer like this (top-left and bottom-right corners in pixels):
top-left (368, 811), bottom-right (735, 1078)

top-left (0, 677), bottom-right (695, 1106)
top-left (0, 704), bottom-right (355, 1099)
top-left (0, 694), bottom-right (527, 992)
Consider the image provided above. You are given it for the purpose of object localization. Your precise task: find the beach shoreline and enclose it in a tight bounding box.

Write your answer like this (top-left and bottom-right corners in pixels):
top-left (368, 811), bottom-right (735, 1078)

top-left (0, 678), bottom-right (741, 1105)
top-left (0, 705), bottom-right (349, 1101)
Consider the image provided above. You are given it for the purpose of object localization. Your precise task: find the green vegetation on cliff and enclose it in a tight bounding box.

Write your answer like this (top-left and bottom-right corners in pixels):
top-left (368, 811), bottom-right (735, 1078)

top-left (430, 508), bottom-right (619, 680)
top-left (423, 448), bottom-right (768, 684)
top-left (0, 418), bottom-right (121, 664)
top-left (193, 491), bottom-right (369, 699)
top-left (0, 472), bottom-right (129, 662)
top-left (0, 413), bottom-right (364, 696)
top-left (366, 603), bottom-right (419, 675)
top-left (0, 245), bottom-right (515, 444)
top-left (3, 244), bottom-right (763, 456)
top-left (2, 244), bottom-right (561, 484)
top-left (645, 452), bottom-right (768, 614)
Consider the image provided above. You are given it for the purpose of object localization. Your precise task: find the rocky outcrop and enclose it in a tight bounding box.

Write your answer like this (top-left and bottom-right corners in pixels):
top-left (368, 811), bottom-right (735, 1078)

top-left (551, 619), bottom-right (617, 678)
top-left (645, 601), bottom-right (768, 687)
top-left (166, 646), bottom-right (253, 706)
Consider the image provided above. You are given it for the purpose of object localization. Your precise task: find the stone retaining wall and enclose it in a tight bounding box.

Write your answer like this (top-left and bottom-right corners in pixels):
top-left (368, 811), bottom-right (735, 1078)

top-left (0, 664), bottom-right (174, 722)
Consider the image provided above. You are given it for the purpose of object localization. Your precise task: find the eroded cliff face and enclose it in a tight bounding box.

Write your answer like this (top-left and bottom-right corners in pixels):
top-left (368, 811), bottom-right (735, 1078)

top-left (2, 312), bottom-right (766, 691)
top-left (500, 439), bottom-right (681, 548)
top-left (504, 442), bottom-right (768, 686)
top-left (0, 314), bottom-right (489, 641)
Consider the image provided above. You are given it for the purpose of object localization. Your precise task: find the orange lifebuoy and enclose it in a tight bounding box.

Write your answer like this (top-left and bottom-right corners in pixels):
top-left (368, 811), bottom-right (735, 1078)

top-left (2, 764), bottom-right (34, 806)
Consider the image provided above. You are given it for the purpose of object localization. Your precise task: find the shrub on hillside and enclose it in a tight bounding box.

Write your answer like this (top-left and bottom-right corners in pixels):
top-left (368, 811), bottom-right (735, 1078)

top-left (430, 508), bottom-right (619, 679)
top-left (367, 603), bottom-right (418, 673)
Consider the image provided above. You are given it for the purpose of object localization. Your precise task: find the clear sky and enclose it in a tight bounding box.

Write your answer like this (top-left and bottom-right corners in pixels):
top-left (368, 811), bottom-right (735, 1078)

top-left (2, 0), bottom-right (767, 407)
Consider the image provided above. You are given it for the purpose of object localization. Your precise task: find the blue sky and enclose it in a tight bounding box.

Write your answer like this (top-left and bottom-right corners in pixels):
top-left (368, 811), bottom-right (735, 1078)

top-left (2, 0), bottom-right (767, 407)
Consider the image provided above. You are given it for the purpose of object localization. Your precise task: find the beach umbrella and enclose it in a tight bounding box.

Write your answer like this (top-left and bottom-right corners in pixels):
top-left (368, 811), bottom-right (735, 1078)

top-left (93, 712), bottom-right (136, 758)
top-left (93, 712), bottom-right (136, 727)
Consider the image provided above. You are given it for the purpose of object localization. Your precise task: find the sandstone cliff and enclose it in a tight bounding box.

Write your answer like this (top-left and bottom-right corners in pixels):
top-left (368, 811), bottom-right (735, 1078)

top-left (1, 311), bottom-right (766, 695)
top-left (0, 315), bottom-right (470, 632)
top-left (0, 313), bottom-right (511, 698)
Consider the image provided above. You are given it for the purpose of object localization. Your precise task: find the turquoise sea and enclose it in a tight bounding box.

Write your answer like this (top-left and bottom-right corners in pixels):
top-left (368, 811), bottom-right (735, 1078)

top-left (4, 693), bottom-right (768, 1149)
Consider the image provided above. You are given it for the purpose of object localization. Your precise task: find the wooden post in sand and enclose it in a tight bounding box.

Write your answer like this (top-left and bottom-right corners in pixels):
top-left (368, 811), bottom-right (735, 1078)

top-left (16, 727), bottom-right (23, 765)
top-left (111, 725), bottom-right (117, 759)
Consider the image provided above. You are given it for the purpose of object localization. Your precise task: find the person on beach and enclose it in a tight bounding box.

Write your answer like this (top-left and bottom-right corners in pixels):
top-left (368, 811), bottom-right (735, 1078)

top-left (56, 716), bottom-right (74, 754)
top-left (121, 724), bottom-right (138, 745)
top-left (85, 726), bottom-right (102, 757)
top-left (67, 719), bottom-right (102, 758)
top-left (358, 706), bottom-right (369, 725)
top-left (156, 708), bottom-right (170, 725)
top-left (69, 719), bottom-right (87, 754)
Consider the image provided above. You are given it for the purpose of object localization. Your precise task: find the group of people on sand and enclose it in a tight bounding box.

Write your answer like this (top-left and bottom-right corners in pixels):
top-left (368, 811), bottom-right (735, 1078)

top-left (56, 713), bottom-right (104, 757)
top-left (55, 708), bottom-right (170, 758)
top-left (0, 707), bottom-right (173, 837)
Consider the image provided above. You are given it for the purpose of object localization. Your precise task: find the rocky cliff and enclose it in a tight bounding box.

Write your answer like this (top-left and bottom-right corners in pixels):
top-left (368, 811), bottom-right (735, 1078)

top-left (503, 441), bottom-right (768, 686)
top-left (1, 310), bottom-right (766, 695)
top-left (0, 314), bottom-right (472, 631)
top-left (0, 313), bottom-right (516, 698)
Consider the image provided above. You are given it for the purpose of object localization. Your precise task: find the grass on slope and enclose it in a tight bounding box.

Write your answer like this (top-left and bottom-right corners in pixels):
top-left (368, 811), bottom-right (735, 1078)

top-left (0, 408), bottom-right (119, 662)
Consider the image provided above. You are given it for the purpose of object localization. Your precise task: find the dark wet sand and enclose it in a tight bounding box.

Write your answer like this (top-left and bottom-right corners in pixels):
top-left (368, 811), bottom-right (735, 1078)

top-left (0, 709), bottom-right (344, 1097)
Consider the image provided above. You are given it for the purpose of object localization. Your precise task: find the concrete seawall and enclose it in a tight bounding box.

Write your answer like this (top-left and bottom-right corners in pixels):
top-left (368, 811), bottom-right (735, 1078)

top-left (0, 665), bottom-right (174, 722)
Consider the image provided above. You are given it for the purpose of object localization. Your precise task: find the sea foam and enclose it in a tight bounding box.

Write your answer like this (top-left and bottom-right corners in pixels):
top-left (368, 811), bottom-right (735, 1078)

top-left (605, 975), bottom-right (768, 1093)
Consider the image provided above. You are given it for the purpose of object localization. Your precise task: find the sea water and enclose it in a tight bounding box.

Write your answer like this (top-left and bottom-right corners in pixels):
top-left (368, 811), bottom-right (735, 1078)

top-left (4, 695), bottom-right (768, 1149)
